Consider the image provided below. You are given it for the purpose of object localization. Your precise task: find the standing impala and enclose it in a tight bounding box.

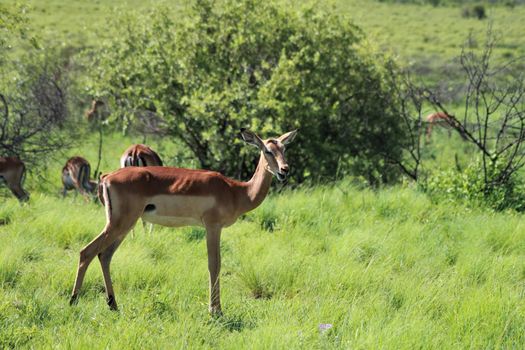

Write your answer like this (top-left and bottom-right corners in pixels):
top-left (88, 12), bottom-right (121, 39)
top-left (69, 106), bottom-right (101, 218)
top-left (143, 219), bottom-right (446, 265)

top-left (0, 156), bottom-right (29, 202)
top-left (70, 129), bottom-right (297, 314)
top-left (85, 99), bottom-right (104, 123)
top-left (120, 144), bottom-right (163, 168)
top-left (61, 156), bottom-right (98, 198)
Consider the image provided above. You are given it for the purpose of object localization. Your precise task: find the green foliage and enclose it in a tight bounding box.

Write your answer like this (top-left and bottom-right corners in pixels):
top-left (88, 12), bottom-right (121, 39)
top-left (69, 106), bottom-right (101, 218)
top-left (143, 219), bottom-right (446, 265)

top-left (0, 3), bottom-right (39, 76)
top-left (422, 160), bottom-right (525, 211)
top-left (85, 0), bottom-right (407, 184)
top-left (376, 0), bottom-right (522, 5)
top-left (0, 4), bottom-right (27, 61)
top-left (0, 48), bottom-right (76, 166)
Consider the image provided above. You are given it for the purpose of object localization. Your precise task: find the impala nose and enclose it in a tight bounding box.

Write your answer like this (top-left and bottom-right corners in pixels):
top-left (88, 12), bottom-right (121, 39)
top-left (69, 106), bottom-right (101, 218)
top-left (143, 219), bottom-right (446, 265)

top-left (280, 165), bottom-right (289, 174)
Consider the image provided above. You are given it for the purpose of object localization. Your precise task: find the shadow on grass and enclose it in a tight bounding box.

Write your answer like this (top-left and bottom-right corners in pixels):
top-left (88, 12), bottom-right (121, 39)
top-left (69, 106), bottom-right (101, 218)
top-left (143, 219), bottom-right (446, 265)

top-left (209, 313), bottom-right (256, 332)
top-left (185, 227), bottom-right (206, 242)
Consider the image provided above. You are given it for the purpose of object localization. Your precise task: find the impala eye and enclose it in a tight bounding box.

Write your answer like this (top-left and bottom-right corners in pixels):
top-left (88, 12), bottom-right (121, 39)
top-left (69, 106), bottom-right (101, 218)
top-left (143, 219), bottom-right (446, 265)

top-left (264, 150), bottom-right (273, 156)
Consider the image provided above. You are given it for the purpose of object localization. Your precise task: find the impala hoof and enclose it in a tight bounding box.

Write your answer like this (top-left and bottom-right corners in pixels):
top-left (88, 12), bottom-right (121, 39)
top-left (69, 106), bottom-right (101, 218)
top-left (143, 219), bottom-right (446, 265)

top-left (69, 294), bottom-right (78, 306)
top-left (209, 306), bottom-right (223, 317)
top-left (107, 295), bottom-right (118, 311)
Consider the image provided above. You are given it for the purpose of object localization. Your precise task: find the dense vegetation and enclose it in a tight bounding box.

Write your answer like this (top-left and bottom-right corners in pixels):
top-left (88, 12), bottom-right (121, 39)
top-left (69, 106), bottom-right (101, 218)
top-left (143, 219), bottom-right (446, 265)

top-left (83, 0), bottom-right (407, 183)
top-left (1, 0), bottom-right (525, 348)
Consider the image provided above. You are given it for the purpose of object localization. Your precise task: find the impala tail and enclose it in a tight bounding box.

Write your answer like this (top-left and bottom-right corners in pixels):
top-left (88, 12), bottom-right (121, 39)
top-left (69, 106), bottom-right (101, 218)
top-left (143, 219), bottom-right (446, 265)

top-left (124, 156), bottom-right (134, 167)
top-left (79, 163), bottom-right (94, 193)
top-left (97, 176), bottom-right (112, 222)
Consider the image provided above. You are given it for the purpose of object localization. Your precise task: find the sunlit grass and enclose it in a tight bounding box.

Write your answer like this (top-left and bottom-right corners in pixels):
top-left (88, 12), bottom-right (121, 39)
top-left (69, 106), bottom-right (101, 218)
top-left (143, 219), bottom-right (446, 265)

top-left (2, 180), bottom-right (525, 348)
top-left (7, 0), bottom-right (524, 74)
top-left (1, 0), bottom-right (525, 347)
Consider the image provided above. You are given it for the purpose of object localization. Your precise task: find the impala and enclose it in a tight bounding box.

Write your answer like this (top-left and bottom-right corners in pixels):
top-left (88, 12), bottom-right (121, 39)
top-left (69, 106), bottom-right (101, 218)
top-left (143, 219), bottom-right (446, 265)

top-left (120, 144), bottom-right (163, 168)
top-left (0, 156), bottom-right (29, 202)
top-left (425, 111), bottom-right (466, 142)
top-left (85, 100), bottom-right (104, 123)
top-left (61, 156), bottom-right (98, 198)
top-left (70, 129), bottom-right (297, 314)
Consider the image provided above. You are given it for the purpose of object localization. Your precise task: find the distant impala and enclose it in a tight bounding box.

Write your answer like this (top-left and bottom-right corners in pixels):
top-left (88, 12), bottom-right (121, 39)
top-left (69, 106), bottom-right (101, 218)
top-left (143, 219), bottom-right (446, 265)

top-left (70, 129), bottom-right (297, 315)
top-left (120, 144), bottom-right (163, 168)
top-left (120, 144), bottom-right (163, 233)
top-left (62, 157), bottom-right (98, 198)
top-left (425, 111), bottom-right (466, 142)
top-left (85, 100), bottom-right (104, 123)
top-left (0, 156), bottom-right (29, 202)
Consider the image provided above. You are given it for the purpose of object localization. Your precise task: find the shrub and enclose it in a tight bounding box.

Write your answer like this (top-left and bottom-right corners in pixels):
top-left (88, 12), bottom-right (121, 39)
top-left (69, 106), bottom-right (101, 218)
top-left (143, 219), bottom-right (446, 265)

top-left (422, 161), bottom-right (525, 212)
top-left (0, 50), bottom-right (75, 167)
top-left (1, 5), bottom-right (76, 171)
top-left (85, 0), bottom-right (407, 185)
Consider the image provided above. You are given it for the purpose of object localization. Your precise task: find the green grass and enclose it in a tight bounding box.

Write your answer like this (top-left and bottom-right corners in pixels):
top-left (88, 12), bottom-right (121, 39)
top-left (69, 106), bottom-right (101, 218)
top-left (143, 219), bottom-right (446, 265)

top-left (335, 0), bottom-right (525, 64)
top-left (2, 179), bottom-right (525, 348)
top-left (1, 0), bottom-right (525, 347)
top-left (7, 0), bottom-right (524, 70)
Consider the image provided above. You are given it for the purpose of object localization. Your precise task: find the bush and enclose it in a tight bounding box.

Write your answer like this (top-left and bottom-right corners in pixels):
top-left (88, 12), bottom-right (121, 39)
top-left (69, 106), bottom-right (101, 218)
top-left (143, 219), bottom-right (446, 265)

top-left (0, 50), bottom-right (75, 167)
top-left (1, 5), bottom-right (76, 170)
top-left (86, 0), bottom-right (407, 184)
top-left (422, 161), bottom-right (525, 211)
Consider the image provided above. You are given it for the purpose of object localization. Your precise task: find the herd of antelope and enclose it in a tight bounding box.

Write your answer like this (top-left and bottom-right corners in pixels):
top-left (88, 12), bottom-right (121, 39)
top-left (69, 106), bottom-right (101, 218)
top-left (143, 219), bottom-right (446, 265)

top-left (0, 104), bottom-right (463, 314)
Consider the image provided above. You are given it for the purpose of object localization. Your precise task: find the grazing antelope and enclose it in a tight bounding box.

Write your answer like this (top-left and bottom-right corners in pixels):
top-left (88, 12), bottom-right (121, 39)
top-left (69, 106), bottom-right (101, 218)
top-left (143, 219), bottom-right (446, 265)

top-left (0, 156), bottom-right (29, 202)
top-left (70, 129), bottom-right (297, 314)
top-left (85, 100), bottom-right (104, 123)
top-left (425, 111), bottom-right (467, 142)
top-left (120, 144), bottom-right (163, 234)
top-left (120, 144), bottom-right (163, 168)
top-left (61, 157), bottom-right (97, 198)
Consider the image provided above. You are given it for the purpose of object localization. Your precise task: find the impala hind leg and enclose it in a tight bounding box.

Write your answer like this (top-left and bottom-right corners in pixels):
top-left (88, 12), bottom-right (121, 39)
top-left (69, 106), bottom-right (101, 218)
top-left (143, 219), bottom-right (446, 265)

top-left (98, 236), bottom-right (125, 310)
top-left (70, 225), bottom-right (123, 306)
top-left (206, 225), bottom-right (222, 315)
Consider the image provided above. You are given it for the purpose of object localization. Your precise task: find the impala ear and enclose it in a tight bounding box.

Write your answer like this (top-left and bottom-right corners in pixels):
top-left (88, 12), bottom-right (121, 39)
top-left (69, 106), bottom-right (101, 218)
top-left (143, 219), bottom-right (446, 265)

top-left (278, 130), bottom-right (298, 145)
top-left (240, 128), bottom-right (266, 150)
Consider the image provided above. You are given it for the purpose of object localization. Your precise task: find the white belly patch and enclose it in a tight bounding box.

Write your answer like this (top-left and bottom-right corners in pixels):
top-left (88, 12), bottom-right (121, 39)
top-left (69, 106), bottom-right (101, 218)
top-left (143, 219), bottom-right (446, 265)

top-left (141, 215), bottom-right (203, 227)
top-left (140, 194), bottom-right (215, 228)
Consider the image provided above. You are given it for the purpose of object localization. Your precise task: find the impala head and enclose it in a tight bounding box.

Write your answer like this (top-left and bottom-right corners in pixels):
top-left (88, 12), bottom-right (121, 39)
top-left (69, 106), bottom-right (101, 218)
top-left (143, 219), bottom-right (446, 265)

top-left (91, 99), bottom-right (104, 109)
top-left (240, 128), bottom-right (298, 182)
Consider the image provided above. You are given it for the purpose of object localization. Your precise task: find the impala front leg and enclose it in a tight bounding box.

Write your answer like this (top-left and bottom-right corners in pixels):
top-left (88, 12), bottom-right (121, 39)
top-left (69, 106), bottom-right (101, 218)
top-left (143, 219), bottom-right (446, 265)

top-left (206, 225), bottom-right (222, 315)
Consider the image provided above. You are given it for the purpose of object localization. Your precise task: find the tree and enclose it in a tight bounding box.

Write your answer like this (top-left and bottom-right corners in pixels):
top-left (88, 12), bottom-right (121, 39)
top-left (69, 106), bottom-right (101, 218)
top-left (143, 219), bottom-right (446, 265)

top-left (393, 27), bottom-right (525, 210)
top-left (86, 0), bottom-right (408, 184)
top-left (426, 28), bottom-right (525, 191)
top-left (0, 5), bottom-right (74, 167)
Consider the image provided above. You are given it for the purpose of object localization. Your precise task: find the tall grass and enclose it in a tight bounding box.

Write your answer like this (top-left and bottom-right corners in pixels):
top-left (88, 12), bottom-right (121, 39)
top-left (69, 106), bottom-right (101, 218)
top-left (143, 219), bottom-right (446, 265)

top-left (1, 0), bottom-right (524, 347)
top-left (2, 180), bottom-right (525, 348)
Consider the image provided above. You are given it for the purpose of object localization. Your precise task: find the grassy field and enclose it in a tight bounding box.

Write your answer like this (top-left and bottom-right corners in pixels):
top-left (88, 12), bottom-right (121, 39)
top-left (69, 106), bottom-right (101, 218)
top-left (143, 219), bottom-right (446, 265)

top-left (2, 176), bottom-right (525, 348)
top-left (2, 0), bottom-right (525, 348)
top-left (0, 130), bottom-right (523, 349)
top-left (9, 0), bottom-right (525, 71)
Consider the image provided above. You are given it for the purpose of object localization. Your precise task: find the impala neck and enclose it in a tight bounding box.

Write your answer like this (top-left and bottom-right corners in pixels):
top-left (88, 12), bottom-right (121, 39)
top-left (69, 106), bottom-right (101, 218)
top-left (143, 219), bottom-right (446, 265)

top-left (240, 152), bottom-right (273, 214)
